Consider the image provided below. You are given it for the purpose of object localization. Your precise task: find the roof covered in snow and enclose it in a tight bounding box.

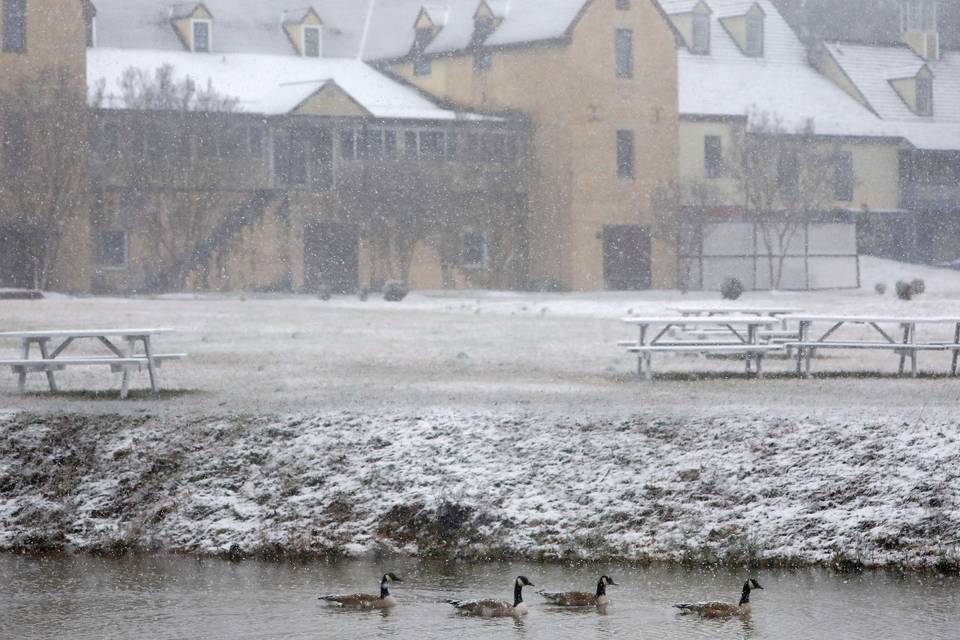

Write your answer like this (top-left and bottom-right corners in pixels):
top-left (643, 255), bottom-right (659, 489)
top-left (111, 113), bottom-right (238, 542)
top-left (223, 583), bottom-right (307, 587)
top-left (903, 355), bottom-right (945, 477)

top-left (90, 0), bottom-right (596, 61)
top-left (87, 48), bottom-right (489, 120)
top-left (667, 0), bottom-right (893, 139)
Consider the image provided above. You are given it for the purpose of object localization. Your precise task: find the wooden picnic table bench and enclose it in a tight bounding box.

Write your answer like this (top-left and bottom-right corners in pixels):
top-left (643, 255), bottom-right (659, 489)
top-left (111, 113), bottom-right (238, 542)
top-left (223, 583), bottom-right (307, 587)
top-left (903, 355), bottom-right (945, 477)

top-left (782, 315), bottom-right (960, 378)
top-left (0, 328), bottom-right (185, 399)
top-left (621, 316), bottom-right (782, 379)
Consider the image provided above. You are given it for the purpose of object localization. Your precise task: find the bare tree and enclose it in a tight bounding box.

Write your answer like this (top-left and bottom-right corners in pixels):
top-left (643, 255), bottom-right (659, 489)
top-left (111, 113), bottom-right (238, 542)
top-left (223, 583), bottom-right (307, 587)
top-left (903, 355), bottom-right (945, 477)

top-left (0, 66), bottom-right (90, 290)
top-left (728, 113), bottom-right (840, 289)
top-left (92, 64), bottom-right (258, 292)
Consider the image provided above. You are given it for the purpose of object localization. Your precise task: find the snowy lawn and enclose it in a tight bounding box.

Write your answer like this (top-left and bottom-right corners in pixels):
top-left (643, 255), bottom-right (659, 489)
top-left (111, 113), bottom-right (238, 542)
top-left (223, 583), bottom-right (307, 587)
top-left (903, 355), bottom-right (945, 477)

top-left (1, 257), bottom-right (960, 419)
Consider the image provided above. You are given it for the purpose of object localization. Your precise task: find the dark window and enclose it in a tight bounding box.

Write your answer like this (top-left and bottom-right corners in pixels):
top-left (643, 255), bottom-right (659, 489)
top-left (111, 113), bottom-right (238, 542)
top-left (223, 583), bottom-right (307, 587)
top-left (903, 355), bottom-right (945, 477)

top-left (303, 26), bottom-right (321, 57)
top-left (916, 76), bottom-right (933, 116)
top-left (745, 14), bottom-right (763, 56)
top-left (274, 130), bottom-right (307, 185)
top-left (616, 0), bottom-right (630, 9)
top-left (85, 14), bottom-right (95, 48)
top-left (311, 128), bottom-right (333, 189)
top-left (2, 111), bottom-right (27, 176)
top-left (221, 125), bottom-right (248, 157)
top-left (691, 12), bottom-right (710, 54)
top-left (414, 56), bottom-right (432, 76)
top-left (364, 128), bottom-right (383, 159)
top-left (419, 131), bottom-right (445, 161)
top-left (474, 48), bottom-right (492, 71)
top-left (446, 132), bottom-right (458, 160)
top-left (462, 230), bottom-right (487, 269)
top-left (777, 148), bottom-right (800, 198)
top-left (404, 130), bottom-right (418, 158)
top-left (465, 133), bottom-right (480, 161)
top-left (95, 230), bottom-right (127, 268)
top-left (248, 125), bottom-right (264, 158)
top-left (384, 130), bottom-right (397, 157)
top-left (193, 20), bottom-right (210, 53)
top-left (615, 28), bottom-right (633, 78)
top-left (833, 151), bottom-right (854, 201)
top-left (704, 135), bottom-right (722, 178)
top-left (339, 129), bottom-right (356, 160)
top-left (617, 129), bottom-right (634, 179)
top-left (2, 0), bottom-right (27, 53)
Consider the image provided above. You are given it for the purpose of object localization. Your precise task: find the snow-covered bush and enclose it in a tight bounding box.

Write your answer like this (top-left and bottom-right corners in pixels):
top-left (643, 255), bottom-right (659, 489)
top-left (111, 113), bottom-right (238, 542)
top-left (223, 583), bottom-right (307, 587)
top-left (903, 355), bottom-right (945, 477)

top-left (317, 284), bottom-right (333, 301)
top-left (382, 280), bottom-right (408, 302)
top-left (896, 280), bottom-right (914, 300)
top-left (911, 278), bottom-right (926, 295)
top-left (875, 283), bottom-right (887, 295)
top-left (721, 277), bottom-right (744, 300)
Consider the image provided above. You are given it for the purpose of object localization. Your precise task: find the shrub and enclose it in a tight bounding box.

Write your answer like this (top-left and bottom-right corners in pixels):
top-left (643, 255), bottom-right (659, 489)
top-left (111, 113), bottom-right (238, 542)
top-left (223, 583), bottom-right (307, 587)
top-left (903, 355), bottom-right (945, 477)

top-left (911, 278), bottom-right (926, 295)
top-left (382, 280), bottom-right (408, 302)
top-left (317, 284), bottom-right (333, 301)
top-left (874, 282), bottom-right (887, 295)
top-left (721, 277), bottom-right (744, 300)
top-left (526, 277), bottom-right (565, 292)
top-left (896, 280), bottom-right (913, 300)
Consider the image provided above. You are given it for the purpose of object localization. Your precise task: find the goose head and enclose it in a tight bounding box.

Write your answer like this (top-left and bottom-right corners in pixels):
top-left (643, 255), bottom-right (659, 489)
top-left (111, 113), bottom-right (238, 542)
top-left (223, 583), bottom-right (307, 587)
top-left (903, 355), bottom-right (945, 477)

top-left (381, 573), bottom-right (403, 584)
top-left (600, 575), bottom-right (617, 587)
top-left (745, 578), bottom-right (762, 590)
top-left (515, 575), bottom-right (534, 588)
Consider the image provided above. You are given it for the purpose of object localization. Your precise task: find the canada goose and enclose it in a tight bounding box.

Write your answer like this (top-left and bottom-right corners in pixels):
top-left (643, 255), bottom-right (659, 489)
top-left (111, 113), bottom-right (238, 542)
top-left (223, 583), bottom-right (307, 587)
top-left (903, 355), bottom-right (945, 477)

top-left (446, 575), bottom-right (535, 617)
top-left (318, 573), bottom-right (403, 609)
top-left (674, 578), bottom-right (763, 617)
top-left (538, 575), bottom-right (617, 607)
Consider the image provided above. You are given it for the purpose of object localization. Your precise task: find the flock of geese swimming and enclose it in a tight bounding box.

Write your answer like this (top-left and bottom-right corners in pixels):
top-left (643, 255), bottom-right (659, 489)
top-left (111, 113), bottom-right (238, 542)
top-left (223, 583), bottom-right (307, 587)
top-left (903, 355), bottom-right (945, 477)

top-left (319, 573), bottom-right (764, 619)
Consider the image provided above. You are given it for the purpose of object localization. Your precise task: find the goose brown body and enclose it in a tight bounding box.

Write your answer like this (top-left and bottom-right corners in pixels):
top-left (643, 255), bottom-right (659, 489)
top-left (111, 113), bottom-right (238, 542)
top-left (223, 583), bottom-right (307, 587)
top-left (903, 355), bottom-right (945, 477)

top-left (447, 576), bottom-right (534, 618)
top-left (319, 573), bottom-right (402, 609)
top-left (674, 579), bottom-right (763, 618)
top-left (539, 576), bottom-right (616, 607)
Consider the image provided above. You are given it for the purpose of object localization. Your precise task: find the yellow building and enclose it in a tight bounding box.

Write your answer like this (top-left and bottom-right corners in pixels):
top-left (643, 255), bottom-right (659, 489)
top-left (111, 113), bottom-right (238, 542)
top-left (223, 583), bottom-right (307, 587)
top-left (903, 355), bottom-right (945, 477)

top-left (0, 0), bottom-right (91, 291)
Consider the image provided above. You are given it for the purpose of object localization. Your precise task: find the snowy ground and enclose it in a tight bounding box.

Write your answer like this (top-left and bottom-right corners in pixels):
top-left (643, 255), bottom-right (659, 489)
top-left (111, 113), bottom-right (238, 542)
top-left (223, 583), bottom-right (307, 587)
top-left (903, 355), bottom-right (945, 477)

top-left (2, 256), bottom-right (960, 418)
top-left (1, 257), bottom-right (959, 568)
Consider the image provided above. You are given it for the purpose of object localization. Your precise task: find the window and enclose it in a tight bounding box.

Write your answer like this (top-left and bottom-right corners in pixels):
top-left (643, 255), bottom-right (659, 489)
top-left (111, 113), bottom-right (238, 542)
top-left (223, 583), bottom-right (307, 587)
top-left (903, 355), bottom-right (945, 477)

top-left (691, 12), bottom-right (710, 54)
top-left (2, 0), bottom-right (27, 53)
top-left (85, 13), bottom-right (96, 48)
top-left (419, 131), bottom-right (445, 161)
top-left (474, 48), bottom-right (492, 71)
top-left (414, 56), bottom-right (432, 76)
top-left (833, 151), bottom-right (854, 201)
top-left (339, 129), bottom-right (356, 160)
top-left (405, 130), bottom-right (418, 158)
top-left (248, 125), bottom-right (264, 158)
top-left (95, 230), bottom-right (128, 269)
top-left (274, 131), bottom-right (307, 185)
top-left (311, 128), bottom-right (333, 189)
top-left (916, 76), bottom-right (933, 116)
top-left (615, 28), bottom-right (633, 78)
top-left (777, 148), bottom-right (799, 197)
top-left (192, 20), bottom-right (210, 52)
top-left (462, 230), bottom-right (487, 269)
top-left (446, 132), bottom-right (458, 160)
top-left (2, 111), bottom-right (27, 176)
top-left (384, 130), bottom-right (397, 157)
top-left (617, 0), bottom-right (630, 9)
top-left (745, 14), bottom-right (763, 57)
top-left (616, 129), bottom-right (634, 179)
top-left (303, 25), bottom-right (321, 57)
top-left (704, 135), bottom-right (722, 178)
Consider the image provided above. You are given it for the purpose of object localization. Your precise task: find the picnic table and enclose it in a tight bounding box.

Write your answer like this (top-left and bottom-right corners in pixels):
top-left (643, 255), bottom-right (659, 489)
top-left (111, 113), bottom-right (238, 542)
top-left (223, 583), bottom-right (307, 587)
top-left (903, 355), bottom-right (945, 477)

top-left (668, 306), bottom-right (804, 318)
top-left (621, 316), bottom-right (782, 379)
top-left (0, 328), bottom-right (185, 398)
top-left (784, 315), bottom-right (960, 378)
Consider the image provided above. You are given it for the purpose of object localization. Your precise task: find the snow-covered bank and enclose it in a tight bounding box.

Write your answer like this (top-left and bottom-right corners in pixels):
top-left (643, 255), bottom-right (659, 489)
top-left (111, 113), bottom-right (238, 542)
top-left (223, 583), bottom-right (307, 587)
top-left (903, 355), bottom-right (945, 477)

top-left (2, 411), bottom-right (957, 571)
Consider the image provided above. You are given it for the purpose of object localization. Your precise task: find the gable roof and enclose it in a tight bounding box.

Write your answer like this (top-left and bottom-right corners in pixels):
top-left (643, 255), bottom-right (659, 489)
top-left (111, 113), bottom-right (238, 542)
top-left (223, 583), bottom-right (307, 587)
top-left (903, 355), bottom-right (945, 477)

top-left (90, 0), bottom-right (610, 61)
top-left (87, 47), bottom-right (493, 120)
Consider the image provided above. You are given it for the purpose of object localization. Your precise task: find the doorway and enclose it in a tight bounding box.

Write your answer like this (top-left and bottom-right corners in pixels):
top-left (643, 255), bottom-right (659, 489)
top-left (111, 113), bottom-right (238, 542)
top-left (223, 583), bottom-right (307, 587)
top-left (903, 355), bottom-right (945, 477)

top-left (303, 221), bottom-right (360, 293)
top-left (603, 224), bottom-right (651, 290)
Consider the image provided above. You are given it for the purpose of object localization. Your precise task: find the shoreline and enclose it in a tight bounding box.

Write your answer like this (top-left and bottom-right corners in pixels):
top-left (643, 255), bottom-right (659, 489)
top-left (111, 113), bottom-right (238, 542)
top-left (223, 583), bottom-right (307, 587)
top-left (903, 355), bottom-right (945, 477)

top-left (2, 410), bottom-right (958, 574)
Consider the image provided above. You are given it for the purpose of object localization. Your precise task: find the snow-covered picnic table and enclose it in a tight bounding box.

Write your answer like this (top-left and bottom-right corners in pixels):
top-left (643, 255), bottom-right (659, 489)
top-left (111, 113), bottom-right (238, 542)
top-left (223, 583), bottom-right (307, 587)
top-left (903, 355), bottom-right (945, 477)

top-left (621, 316), bottom-right (782, 379)
top-left (668, 306), bottom-right (804, 317)
top-left (0, 328), bottom-right (185, 398)
top-left (783, 315), bottom-right (960, 378)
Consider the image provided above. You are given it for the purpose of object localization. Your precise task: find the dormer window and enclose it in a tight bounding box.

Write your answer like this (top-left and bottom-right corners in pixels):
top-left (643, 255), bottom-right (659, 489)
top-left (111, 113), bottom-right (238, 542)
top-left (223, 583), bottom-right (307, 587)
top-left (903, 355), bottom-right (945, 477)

top-left (83, 1), bottom-right (97, 48)
top-left (691, 11), bottom-right (710, 54)
top-left (916, 75), bottom-right (933, 115)
top-left (303, 25), bottom-right (321, 57)
top-left (192, 19), bottom-right (210, 52)
top-left (745, 13), bottom-right (763, 56)
top-left (472, 3), bottom-right (501, 72)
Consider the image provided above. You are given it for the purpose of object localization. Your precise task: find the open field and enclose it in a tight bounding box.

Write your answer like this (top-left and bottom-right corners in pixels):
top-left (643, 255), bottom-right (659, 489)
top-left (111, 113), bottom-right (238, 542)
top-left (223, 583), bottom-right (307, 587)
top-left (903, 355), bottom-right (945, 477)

top-left (2, 257), bottom-right (960, 421)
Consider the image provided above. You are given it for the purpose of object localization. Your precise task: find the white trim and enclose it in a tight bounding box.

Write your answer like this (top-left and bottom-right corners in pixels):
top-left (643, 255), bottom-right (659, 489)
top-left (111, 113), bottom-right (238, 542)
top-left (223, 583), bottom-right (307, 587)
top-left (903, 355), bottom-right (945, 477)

top-left (302, 24), bottom-right (322, 57)
top-left (191, 18), bottom-right (212, 53)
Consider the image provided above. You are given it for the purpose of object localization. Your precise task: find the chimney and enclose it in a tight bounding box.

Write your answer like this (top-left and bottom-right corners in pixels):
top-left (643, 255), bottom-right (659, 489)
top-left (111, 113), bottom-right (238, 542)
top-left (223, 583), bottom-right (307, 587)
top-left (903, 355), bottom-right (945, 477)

top-left (900, 0), bottom-right (940, 60)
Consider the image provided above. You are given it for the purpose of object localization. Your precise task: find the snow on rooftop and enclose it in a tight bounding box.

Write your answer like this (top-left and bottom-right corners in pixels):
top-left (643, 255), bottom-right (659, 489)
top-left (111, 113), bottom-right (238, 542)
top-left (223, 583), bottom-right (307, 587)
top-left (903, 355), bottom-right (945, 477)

top-left (676, 0), bottom-right (892, 138)
top-left (823, 42), bottom-right (960, 149)
top-left (87, 48), bottom-right (490, 121)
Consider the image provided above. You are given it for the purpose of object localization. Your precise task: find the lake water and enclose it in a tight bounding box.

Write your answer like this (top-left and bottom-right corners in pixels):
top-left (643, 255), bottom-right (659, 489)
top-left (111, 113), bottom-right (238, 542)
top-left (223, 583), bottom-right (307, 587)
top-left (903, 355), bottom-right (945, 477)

top-left (1, 554), bottom-right (958, 639)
